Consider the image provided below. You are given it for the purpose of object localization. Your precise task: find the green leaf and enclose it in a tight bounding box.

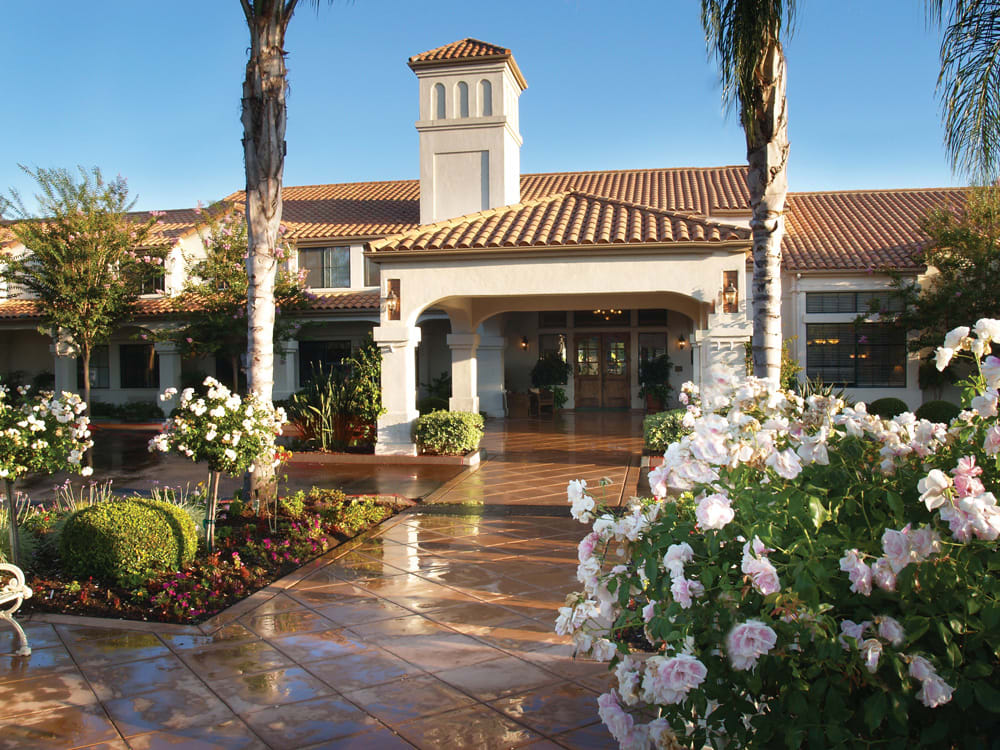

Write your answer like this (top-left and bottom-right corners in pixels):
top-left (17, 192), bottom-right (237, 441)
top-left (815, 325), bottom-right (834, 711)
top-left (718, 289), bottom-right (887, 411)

top-left (886, 490), bottom-right (905, 518)
top-left (807, 496), bottom-right (831, 531)
top-left (863, 691), bottom-right (887, 732)
top-left (974, 681), bottom-right (1000, 713)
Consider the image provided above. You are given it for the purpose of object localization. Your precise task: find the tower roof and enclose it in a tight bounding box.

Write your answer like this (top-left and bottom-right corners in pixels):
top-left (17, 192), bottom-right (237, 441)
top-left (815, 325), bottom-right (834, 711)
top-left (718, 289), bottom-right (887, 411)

top-left (408, 38), bottom-right (527, 89)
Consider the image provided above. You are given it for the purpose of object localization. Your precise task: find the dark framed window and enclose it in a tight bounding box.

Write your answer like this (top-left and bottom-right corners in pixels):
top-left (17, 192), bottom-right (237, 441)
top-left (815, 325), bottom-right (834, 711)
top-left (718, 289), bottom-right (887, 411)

top-left (637, 309), bottom-right (668, 327)
top-left (299, 340), bottom-right (353, 386)
top-left (638, 333), bottom-right (668, 362)
top-left (120, 344), bottom-right (159, 389)
top-left (573, 309), bottom-right (629, 327)
top-left (138, 268), bottom-right (166, 296)
top-left (806, 291), bottom-right (905, 315)
top-left (538, 311), bottom-right (567, 328)
top-left (538, 333), bottom-right (567, 361)
top-left (363, 255), bottom-right (380, 288)
top-left (806, 323), bottom-right (906, 388)
top-left (298, 246), bottom-right (350, 288)
top-left (77, 345), bottom-right (110, 389)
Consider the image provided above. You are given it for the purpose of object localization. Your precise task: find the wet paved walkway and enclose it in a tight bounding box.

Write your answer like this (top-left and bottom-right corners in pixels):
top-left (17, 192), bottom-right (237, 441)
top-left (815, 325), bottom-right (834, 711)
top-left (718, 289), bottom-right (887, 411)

top-left (2, 414), bottom-right (646, 749)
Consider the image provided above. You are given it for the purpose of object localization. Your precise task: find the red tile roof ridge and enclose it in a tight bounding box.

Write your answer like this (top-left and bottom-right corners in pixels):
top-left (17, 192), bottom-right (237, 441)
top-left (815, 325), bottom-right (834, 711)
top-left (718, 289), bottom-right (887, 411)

top-left (522, 164), bottom-right (748, 178)
top-left (409, 38), bottom-right (512, 63)
top-left (562, 190), bottom-right (750, 236)
top-left (789, 186), bottom-right (968, 197)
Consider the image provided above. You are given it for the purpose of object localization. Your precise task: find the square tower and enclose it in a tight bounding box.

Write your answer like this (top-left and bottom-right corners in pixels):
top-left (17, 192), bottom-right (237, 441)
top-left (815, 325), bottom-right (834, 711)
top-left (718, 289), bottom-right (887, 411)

top-left (408, 39), bottom-right (528, 224)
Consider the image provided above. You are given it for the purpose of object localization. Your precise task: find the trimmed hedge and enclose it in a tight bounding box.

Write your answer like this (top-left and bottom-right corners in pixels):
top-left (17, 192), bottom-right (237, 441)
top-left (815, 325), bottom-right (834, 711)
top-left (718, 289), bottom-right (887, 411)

top-left (414, 410), bottom-right (484, 455)
top-left (643, 409), bottom-right (690, 453)
top-left (417, 396), bottom-right (449, 415)
top-left (61, 498), bottom-right (198, 586)
top-left (915, 399), bottom-right (962, 424)
top-left (867, 397), bottom-right (909, 419)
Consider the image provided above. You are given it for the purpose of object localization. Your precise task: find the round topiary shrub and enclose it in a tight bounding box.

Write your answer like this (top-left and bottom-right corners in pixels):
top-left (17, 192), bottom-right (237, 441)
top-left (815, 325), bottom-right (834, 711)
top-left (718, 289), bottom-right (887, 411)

top-left (414, 410), bottom-right (484, 455)
top-left (915, 399), bottom-right (962, 424)
top-left (867, 396), bottom-right (910, 419)
top-left (61, 497), bottom-right (198, 586)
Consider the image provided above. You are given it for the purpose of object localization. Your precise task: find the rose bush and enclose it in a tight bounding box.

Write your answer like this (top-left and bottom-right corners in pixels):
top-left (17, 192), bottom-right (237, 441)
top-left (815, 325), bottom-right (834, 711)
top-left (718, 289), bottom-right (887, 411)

top-left (148, 377), bottom-right (286, 549)
top-left (558, 320), bottom-right (1000, 748)
top-left (0, 386), bottom-right (93, 565)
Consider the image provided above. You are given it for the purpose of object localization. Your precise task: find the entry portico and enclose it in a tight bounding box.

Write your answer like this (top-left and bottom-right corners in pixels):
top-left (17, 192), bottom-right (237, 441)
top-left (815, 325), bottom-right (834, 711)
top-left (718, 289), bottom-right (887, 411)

top-left (369, 192), bottom-right (752, 454)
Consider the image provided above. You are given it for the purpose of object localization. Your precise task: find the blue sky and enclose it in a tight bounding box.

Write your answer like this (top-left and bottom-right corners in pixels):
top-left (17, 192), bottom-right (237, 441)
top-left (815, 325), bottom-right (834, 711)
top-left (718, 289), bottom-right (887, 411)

top-left (0, 1), bottom-right (961, 213)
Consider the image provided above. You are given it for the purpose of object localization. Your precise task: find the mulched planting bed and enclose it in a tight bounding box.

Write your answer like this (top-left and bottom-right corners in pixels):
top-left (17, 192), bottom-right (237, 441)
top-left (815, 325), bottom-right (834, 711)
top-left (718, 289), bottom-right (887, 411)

top-left (20, 488), bottom-right (408, 625)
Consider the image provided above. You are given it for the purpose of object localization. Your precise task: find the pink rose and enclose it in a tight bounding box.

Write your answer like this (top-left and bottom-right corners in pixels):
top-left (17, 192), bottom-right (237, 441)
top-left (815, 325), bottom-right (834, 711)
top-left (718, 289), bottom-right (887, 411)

top-left (727, 620), bottom-right (777, 671)
top-left (871, 558), bottom-right (897, 592)
top-left (641, 654), bottom-right (707, 705)
top-left (877, 616), bottom-right (905, 647)
top-left (695, 492), bottom-right (735, 531)
top-left (880, 529), bottom-right (911, 574)
top-left (670, 577), bottom-right (705, 609)
top-left (839, 549), bottom-right (872, 596)
top-left (917, 677), bottom-right (954, 708)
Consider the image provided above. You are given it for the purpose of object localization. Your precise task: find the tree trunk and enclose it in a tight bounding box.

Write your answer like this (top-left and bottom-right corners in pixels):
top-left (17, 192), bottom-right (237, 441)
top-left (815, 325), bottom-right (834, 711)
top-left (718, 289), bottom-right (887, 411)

top-left (745, 40), bottom-right (789, 385)
top-left (231, 353), bottom-right (240, 394)
top-left (205, 469), bottom-right (219, 552)
top-left (4, 480), bottom-right (20, 567)
top-left (81, 342), bottom-right (93, 468)
top-left (242, 9), bottom-right (291, 503)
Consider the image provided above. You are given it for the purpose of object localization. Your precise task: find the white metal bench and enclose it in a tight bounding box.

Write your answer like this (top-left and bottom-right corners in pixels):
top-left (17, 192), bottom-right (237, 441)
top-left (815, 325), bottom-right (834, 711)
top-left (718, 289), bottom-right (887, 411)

top-left (0, 563), bottom-right (32, 656)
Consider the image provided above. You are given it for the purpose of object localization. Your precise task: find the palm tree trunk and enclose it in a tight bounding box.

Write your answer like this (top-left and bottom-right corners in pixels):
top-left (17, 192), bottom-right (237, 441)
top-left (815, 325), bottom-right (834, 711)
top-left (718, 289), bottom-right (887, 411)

top-left (745, 40), bottom-right (789, 384)
top-left (241, 7), bottom-right (292, 502)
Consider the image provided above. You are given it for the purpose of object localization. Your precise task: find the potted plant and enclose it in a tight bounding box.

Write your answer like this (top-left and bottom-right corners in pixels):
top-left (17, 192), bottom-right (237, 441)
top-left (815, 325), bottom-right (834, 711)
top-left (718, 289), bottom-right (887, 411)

top-left (638, 353), bottom-right (673, 411)
top-left (530, 352), bottom-right (572, 412)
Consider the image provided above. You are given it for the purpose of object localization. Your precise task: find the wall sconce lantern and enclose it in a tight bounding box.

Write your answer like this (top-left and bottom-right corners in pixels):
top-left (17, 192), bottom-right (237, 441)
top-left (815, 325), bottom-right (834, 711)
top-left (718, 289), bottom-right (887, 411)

top-left (677, 334), bottom-right (688, 350)
top-left (520, 336), bottom-right (529, 351)
top-left (384, 279), bottom-right (400, 321)
top-left (722, 270), bottom-right (739, 313)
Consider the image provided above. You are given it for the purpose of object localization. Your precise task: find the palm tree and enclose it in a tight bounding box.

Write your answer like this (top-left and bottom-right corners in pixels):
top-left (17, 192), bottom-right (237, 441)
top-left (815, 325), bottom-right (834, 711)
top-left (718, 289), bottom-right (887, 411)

top-left (701, 0), bottom-right (796, 383)
top-left (929, 1), bottom-right (1000, 181)
top-left (239, 0), bottom-right (331, 498)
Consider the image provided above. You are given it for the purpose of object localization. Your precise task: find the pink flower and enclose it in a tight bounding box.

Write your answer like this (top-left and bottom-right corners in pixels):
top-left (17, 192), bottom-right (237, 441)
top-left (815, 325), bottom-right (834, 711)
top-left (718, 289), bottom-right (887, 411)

top-left (984, 425), bottom-right (1000, 456)
top-left (597, 691), bottom-right (641, 746)
top-left (641, 600), bottom-right (657, 623)
top-left (726, 620), bottom-right (777, 670)
top-left (871, 558), bottom-right (897, 592)
top-left (669, 577), bottom-right (704, 609)
top-left (880, 529), bottom-right (911, 574)
top-left (860, 638), bottom-right (882, 673)
top-left (839, 619), bottom-right (871, 649)
top-left (663, 543), bottom-right (693, 578)
top-left (641, 654), bottom-right (707, 704)
top-left (839, 549), bottom-right (872, 595)
top-left (741, 537), bottom-right (781, 595)
top-left (917, 469), bottom-right (952, 511)
top-left (917, 677), bottom-right (954, 708)
top-left (577, 532), bottom-right (599, 564)
top-left (877, 616), bottom-right (905, 647)
top-left (695, 492), bottom-right (734, 531)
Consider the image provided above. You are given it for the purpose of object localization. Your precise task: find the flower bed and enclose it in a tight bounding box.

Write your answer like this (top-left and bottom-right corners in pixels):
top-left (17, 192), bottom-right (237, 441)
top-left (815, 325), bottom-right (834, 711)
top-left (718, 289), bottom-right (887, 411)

top-left (19, 487), bottom-right (403, 624)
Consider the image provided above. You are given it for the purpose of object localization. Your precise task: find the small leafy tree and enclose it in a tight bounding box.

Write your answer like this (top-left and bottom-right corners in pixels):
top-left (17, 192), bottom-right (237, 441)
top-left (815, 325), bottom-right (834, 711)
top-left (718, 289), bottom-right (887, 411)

top-left (0, 166), bottom-right (164, 417)
top-left (890, 187), bottom-right (1000, 364)
top-left (160, 208), bottom-right (307, 392)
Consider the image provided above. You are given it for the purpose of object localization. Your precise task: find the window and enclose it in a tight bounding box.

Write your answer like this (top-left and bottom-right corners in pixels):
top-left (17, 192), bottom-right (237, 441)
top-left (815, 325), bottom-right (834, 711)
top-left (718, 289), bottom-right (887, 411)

top-left (637, 309), bottom-right (668, 327)
top-left (457, 81), bottom-right (469, 117)
top-left (806, 323), bottom-right (906, 387)
top-left (77, 345), bottom-right (110, 389)
top-left (298, 246), bottom-right (350, 288)
top-left (120, 344), bottom-right (159, 388)
top-left (479, 79), bottom-right (492, 115)
top-left (806, 291), bottom-right (905, 315)
top-left (299, 340), bottom-right (353, 386)
top-left (364, 255), bottom-right (380, 288)
top-left (433, 83), bottom-right (446, 119)
top-left (538, 311), bottom-right (567, 328)
top-left (139, 268), bottom-right (166, 296)
top-left (638, 333), bottom-right (668, 362)
top-left (576, 336), bottom-right (600, 376)
top-left (538, 333), bottom-right (567, 361)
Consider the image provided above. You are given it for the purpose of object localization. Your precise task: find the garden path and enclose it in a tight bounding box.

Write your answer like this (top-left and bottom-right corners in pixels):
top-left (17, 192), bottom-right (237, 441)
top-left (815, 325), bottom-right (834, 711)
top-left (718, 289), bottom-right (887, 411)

top-left (1, 412), bottom-right (647, 748)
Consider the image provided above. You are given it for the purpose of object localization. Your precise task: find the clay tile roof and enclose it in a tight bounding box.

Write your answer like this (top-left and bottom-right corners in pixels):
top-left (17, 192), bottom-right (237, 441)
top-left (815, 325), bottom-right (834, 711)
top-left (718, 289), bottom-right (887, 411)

top-left (305, 290), bottom-right (379, 311)
top-left (783, 188), bottom-right (967, 271)
top-left (408, 38), bottom-right (527, 89)
top-left (370, 191), bottom-right (749, 254)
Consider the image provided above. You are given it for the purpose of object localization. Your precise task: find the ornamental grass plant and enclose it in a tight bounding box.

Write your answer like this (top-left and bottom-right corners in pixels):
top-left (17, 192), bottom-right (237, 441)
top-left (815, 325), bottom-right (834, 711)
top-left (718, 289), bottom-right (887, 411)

top-left (560, 320), bottom-right (1000, 749)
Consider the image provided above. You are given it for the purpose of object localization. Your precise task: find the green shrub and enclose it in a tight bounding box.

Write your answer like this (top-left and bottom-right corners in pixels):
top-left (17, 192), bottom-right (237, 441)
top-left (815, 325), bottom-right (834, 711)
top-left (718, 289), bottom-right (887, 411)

top-left (88, 400), bottom-right (164, 422)
top-left (414, 410), bottom-right (484, 455)
top-left (915, 399), bottom-right (961, 424)
top-left (417, 397), bottom-right (449, 415)
top-left (643, 409), bottom-right (690, 453)
top-left (867, 396), bottom-right (910, 419)
top-left (279, 494), bottom-right (305, 518)
top-left (530, 352), bottom-right (571, 387)
top-left (61, 497), bottom-right (198, 586)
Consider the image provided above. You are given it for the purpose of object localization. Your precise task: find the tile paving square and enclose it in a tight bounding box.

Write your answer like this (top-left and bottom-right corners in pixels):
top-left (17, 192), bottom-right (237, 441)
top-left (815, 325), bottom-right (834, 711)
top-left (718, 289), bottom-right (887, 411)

top-left (1, 414), bottom-right (643, 748)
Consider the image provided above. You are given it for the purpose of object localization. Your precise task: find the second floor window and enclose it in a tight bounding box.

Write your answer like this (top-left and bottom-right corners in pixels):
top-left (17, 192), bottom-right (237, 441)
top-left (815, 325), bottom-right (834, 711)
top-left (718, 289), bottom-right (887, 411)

top-left (298, 246), bottom-right (350, 288)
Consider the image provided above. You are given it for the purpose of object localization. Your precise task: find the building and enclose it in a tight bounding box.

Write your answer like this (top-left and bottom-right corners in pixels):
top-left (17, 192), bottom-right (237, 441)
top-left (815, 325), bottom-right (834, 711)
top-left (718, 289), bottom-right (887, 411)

top-left (0, 39), bottom-right (966, 455)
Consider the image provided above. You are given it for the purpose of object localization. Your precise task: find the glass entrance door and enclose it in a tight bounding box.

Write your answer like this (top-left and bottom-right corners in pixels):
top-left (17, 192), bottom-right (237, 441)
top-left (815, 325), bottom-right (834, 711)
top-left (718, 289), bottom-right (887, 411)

top-left (574, 333), bottom-right (630, 409)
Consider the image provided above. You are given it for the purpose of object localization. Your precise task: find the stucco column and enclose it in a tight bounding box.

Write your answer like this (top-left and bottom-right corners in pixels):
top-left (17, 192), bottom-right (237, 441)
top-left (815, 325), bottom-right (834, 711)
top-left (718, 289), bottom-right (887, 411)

top-left (374, 324), bottom-right (421, 455)
top-left (447, 332), bottom-right (480, 413)
top-left (49, 339), bottom-right (77, 396)
top-left (476, 334), bottom-right (505, 417)
top-left (273, 339), bottom-right (299, 399)
top-left (154, 341), bottom-right (182, 397)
